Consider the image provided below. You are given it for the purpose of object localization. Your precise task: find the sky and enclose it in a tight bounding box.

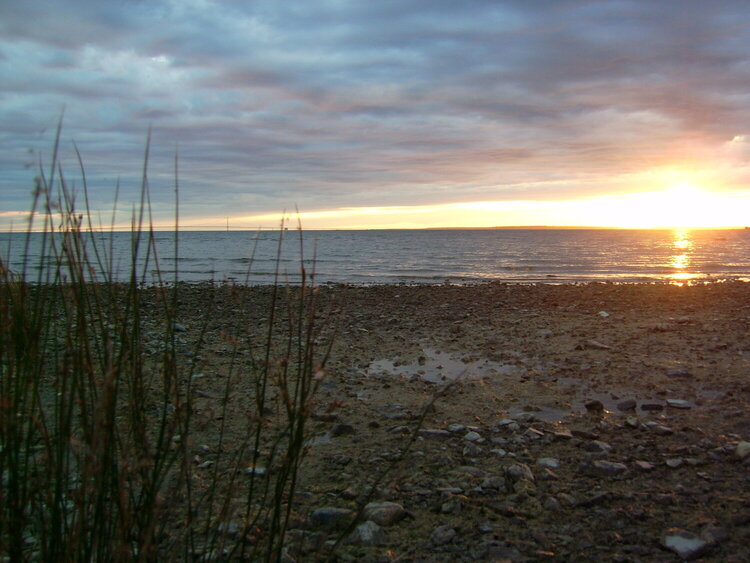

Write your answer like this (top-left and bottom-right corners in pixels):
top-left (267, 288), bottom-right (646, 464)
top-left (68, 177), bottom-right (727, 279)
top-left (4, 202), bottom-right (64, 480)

top-left (1, 0), bottom-right (750, 230)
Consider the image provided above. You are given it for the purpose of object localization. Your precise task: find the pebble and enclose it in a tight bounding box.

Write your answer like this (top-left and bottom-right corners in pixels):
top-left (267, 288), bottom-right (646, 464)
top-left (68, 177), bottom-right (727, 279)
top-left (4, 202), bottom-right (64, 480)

top-left (310, 507), bottom-right (354, 531)
top-left (666, 399), bottom-right (692, 409)
top-left (430, 524), bottom-right (457, 546)
top-left (537, 457), bottom-right (560, 469)
top-left (584, 460), bottom-right (627, 477)
top-left (616, 399), bottom-right (636, 411)
top-left (419, 428), bottom-right (451, 438)
top-left (662, 528), bottom-right (710, 560)
top-left (505, 463), bottom-right (535, 483)
top-left (584, 440), bottom-right (612, 453)
top-left (666, 369), bottom-right (693, 378)
top-left (736, 441), bottom-right (750, 460)
top-left (464, 431), bottom-right (483, 442)
top-left (330, 424), bottom-right (356, 437)
top-left (640, 402), bottom-right (663, 412)
top-left (346, 521), bottom-right (386, 546)
top-left (364, 502), bottom-right (409, 527)
top-left (448, 423), bottom-right (466, 433)
top-left (666, 458), bottom-right (684, 469)
top-left (633, 460), bottom-right (656, 471)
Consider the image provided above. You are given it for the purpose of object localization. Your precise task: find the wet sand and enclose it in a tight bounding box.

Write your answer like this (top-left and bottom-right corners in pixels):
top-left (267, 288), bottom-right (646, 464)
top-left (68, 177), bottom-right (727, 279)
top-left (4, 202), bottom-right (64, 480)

top-left (169, 281), bottom-right (750, 561)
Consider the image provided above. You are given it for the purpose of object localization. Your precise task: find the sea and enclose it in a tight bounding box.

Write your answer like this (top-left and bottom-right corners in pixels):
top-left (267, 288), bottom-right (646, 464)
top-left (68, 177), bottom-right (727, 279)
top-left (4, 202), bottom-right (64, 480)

top-left (2, 228), bottom-right (749, 285)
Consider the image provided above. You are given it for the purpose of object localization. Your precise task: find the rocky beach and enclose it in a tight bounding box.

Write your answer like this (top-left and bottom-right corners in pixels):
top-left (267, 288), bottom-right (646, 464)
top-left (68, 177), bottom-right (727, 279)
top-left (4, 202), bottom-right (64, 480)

top-left (160, 280), bottom-right (750, 561)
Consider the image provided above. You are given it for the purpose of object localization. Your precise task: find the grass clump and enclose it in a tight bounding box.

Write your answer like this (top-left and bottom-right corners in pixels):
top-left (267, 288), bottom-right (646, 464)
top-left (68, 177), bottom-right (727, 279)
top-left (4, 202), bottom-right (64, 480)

top-left (0, 125), bottom-right (333, 561)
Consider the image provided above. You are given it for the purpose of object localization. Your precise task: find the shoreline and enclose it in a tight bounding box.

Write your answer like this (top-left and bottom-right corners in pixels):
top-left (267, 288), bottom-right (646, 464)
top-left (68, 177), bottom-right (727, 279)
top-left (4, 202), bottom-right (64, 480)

top-left (166, 280), bottom-right (750, 560)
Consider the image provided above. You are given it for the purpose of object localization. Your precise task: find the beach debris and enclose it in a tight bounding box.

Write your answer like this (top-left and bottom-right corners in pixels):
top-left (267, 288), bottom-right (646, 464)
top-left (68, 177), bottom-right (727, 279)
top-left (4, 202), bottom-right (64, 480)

top-left (662, 528), bottom-right (710, 560)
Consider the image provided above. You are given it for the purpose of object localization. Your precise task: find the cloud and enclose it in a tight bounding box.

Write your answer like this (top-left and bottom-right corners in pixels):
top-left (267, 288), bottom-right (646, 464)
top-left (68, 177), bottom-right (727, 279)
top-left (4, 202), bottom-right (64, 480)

top-left (1, 0), bottom-right (750, 228)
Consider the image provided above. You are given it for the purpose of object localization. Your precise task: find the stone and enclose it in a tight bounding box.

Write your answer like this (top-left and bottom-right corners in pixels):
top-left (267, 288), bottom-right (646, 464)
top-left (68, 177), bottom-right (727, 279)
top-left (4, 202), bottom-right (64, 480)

top-left (634, 460), bottom-right (656, 471)
top-left (419, 429), bottom-right (451, 438)
top-left (640, 402), bottom-right (663, 412)
top-left (505, 463), bottom-right (535, 483)
top-left (346, 521), bottom-right (386, 546)
top-left (584, 460), bottom-right (627, 477)
top-left (330, 424), bottom-right (356, 437)
top-left (464, 431), bottom-right (483, 442)
top-left (736, 441), bottom-right (750, 460)
top-left (666, 369), bottom-right (693, 378)
top-left (363, 502), bottom-right (409, 527)
top-left (430, 524), bottom-right (457, 546)
top-left (662, 528), bottom-right (710, 560)
top-left (597, 311), bottom-right (610, 318)
top-left (617, 399), bottom-right (637, 411)
top-left (584, 440), bottom-right (612, 453)
top-left (174, 323), bottom-right (188, 332)
top-left (537, 457), bottom-right (560, 469)
top-left (666, 458), bottom-right (684, 469)
top-left (666, 399), bottom-right (692, 409)
top-left (310, 507), bottom-right (354, 531)
top-left (447, 423), bottom-right (466, 433)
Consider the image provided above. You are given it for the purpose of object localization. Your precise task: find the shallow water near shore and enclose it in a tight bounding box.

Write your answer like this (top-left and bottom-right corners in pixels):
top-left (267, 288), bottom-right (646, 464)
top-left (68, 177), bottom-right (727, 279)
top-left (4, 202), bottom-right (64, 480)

top-left (3, 228), bottom-right (749, 285)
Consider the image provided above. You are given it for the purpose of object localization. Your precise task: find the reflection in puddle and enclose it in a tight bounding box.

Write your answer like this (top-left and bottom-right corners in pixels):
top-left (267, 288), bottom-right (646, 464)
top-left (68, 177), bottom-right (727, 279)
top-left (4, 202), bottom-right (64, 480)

top-left (367, 348), bottom-right (518, 384)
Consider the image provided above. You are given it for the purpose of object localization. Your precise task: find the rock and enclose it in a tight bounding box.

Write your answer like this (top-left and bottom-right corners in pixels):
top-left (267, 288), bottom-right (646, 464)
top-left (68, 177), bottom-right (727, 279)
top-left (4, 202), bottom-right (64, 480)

top-left (617, 399), bottom-right (637, 411)
top-left (640, 402), bottom-right (663, 412)
top-left (666, 458), bottom-right (684, 469)
top-left (662, 528), bottom-right (710, 560)
top-left (543, 496), bottom-right (561, 511)
top-left (666, 399), bottom-right (692, 409)
top-left (634, 460), bottom-right (656, 471)
top-left (625, 416), bottom-right (639, 428)
top-left (363, 502), bottom-right (409, 527)
top-left (644, 422), bottom-right (674, 435)
top-left (736, 441), bottom-right (750, 460)
top-left (537, 457), bottom-right (560, 469)
top-left (583, 460), bottom-right (627, 477)
top-left (330, 424), bottom-right (356, 437)
top-left (431, 524), bottom-right (456, 546)
top-left (584, 399), bottom-right (604, 412)
top-left (481, 476), bottom-right (507, 490)
top-left (505, 463), bottom-right (535, 483)
top-left (447, 423), bottom-right (466, 433)
top-left (464, 431), bottom-right (483, 442)
top-left (174, 323), bottom-right (188, 332)
top-left (571, 429), bottom-right (599, 440)
top-left (346, 521), bottom-right (386, 546)
top-left (310, 507), bottom-right (354, 531)
top-left (597, 311), bottom-right (610, 318)
top-left (584, 440), bottom-right (612, 453)
top-left (244, 466), bottom-right (267, 477)
top-left (666, 369), bottom-right (693, 378)
top-left (419, 429), bottom-right (451, 438)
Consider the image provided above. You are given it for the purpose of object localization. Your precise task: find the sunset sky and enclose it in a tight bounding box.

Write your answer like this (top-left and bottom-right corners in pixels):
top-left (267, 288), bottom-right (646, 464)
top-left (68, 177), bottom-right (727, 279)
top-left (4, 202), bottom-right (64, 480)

top-left (1, 1), bottom-right (750, 230)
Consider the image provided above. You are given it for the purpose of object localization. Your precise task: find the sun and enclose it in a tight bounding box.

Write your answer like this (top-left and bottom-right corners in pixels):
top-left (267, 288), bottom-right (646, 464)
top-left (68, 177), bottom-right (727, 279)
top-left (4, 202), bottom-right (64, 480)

top-left (602, 180), bottom-right (745, 229)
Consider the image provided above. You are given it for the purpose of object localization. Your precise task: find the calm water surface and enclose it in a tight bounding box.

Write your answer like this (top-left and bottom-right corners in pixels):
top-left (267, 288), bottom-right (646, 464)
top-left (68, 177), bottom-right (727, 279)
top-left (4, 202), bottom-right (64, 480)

top-left (2, 229), bottom-right (749, 285)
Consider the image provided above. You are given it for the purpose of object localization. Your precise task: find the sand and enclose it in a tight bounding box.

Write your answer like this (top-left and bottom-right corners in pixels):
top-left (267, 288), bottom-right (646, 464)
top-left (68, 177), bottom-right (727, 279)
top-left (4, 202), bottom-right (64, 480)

top-left (163, 280), bottom-right (750, 561)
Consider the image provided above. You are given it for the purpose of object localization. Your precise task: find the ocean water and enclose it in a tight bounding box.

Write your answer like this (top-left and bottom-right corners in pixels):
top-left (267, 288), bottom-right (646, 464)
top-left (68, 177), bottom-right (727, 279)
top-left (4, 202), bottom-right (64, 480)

top-left (2, 228), bottom-right (749, 285)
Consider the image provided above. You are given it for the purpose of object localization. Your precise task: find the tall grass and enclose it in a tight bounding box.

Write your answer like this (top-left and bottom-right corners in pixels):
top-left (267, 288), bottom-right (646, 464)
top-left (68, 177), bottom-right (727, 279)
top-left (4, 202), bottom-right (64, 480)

top-left (0, 125), bottom-right (333, 561)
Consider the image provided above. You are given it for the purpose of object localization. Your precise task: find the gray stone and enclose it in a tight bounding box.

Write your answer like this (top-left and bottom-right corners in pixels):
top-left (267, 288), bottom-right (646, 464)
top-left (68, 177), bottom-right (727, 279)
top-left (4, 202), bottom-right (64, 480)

top-left (537, 457), bottom-right (560, 469)
top-left (666, 399), bottom-right (692, 409)
top-left (431, 524), bottom-right (456, 546)
top-left (310, 507), bottom-right (354, 531)
top-left (584, 440), bottom-right (612, 453)
top-left (346, 521), bottom-right (386, 546)
top-left (585, 460), bottom-right (627, 477)
top-left (633, 460), bottom-right (656, 471)
top-left (505, 463), bottom-right (535, 483)
top-left (464, 431), bottom-right (483, 442)
top-left (736, 441), bottom-right (750, 460)
top-left (363, 502), bottom-right (409, 527)
top-left (419, 428), bottom-right (451, 438)
top-left (447, 423), bottom-right (466, 433)
top-left (666, 369), bottom-right (693, 378)
top-left (666, 458), bottom-right (684, 469)
top-left (662, 528), bottom-right (710, 560)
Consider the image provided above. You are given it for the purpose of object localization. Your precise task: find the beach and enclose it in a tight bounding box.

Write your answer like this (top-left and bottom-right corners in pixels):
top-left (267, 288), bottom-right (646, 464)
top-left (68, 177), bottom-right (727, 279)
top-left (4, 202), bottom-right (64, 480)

top-left (166, 280), bottom-right (750, 561)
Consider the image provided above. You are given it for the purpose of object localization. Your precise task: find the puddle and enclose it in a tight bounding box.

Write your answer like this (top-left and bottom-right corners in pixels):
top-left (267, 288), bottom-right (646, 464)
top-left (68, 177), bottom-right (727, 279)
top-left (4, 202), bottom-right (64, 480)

top-left (367, 348), bottom-right (518, 384)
